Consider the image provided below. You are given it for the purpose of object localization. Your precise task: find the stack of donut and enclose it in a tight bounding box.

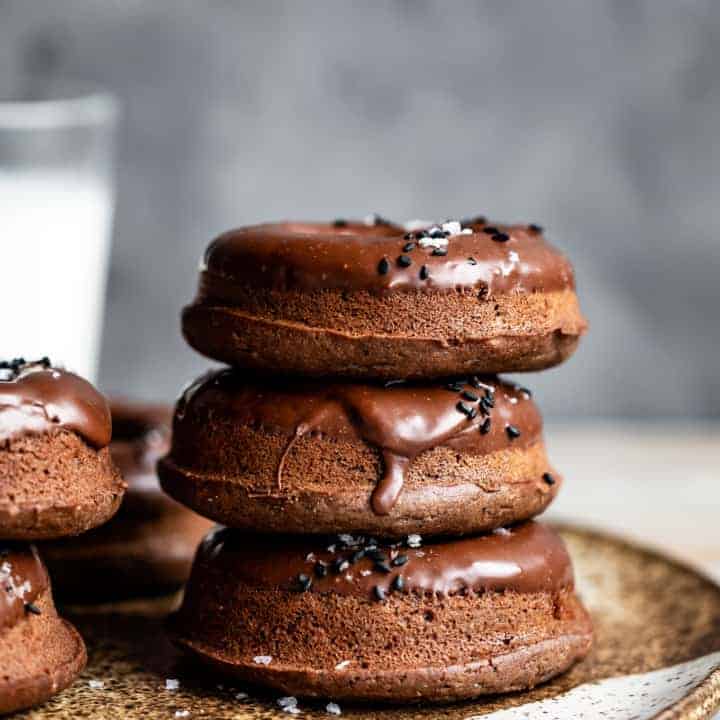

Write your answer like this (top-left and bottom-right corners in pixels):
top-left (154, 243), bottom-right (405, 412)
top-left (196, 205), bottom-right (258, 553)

top-left (0, 358), bottom-right (125, 714)
top-left (159, 216), bottom-right (594, 703)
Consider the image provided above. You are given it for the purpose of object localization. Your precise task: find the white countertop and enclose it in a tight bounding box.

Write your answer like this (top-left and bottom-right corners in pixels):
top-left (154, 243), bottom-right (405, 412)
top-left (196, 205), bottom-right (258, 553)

top-left (546, 421), bottom-right (720, 582)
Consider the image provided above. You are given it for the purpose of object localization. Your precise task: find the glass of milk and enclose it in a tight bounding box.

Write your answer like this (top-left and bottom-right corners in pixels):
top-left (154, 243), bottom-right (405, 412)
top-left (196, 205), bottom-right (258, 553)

top-left (0, 91), bottom-right (119, 381)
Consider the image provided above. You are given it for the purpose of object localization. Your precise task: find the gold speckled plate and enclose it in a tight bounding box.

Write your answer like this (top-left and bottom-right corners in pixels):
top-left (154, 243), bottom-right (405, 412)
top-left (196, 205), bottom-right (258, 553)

top-left (17, 525), bottom-right (720, 720)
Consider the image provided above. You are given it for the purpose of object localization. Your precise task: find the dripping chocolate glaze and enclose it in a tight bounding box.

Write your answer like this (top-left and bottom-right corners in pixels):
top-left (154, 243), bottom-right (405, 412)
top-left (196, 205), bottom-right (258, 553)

top-left (0, 363), bottom-right (111, 448)
top-left (175, 370), bottom-right (542, 515)
top-left (0, 544), bottom-right (48, 629)
top-left (195, 522), bottom-right (573, 598)
top-left (196, 220), bottom-right (575, 296)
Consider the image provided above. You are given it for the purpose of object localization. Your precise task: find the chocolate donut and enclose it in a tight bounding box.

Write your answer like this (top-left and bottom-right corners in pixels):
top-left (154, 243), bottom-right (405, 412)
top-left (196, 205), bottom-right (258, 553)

top-left (0, 543), bottom-right (86, 714)
top-left (42, 401), bottom-right (213, 602)
top-left (0, 359), bottom-right (124, 540)
top-left (158, 369), bottom-right (558, 537)
top-left (170, 522), bottom-right (592, 702)
top-left (181, 218), bottom-right (587, 379)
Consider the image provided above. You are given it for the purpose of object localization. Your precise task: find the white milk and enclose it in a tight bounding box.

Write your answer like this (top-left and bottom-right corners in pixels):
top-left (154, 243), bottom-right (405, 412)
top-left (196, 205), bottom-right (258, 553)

top-left (0, 171), bottom-right (113, 381)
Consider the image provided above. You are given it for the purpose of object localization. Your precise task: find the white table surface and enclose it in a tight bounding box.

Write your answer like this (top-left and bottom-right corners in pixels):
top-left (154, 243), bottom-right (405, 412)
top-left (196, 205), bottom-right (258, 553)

top-left (545, 421), bottom-right (720, 581)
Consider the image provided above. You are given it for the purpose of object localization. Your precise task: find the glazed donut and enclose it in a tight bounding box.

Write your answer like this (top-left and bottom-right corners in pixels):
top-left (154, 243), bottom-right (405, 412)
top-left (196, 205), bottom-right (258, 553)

top-left (0, 543), bottom-right (86, 714)
top-left (170, 521), bottom-right (592, 703)
top-left (181, 218), bottom-right (587, 379)
top-left (158, 369), bottom-right (560, 537)
top-left (0, 359), bottom-right (124, 540)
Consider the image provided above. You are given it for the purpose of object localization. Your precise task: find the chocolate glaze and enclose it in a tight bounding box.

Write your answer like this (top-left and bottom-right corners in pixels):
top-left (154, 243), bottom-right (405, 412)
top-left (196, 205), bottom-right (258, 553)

top-left (194, 521), bottom-right (573, 598)
top-left (0, 361), bottom-right (111, 448)
top-left (0, 543), bottom-right (47, 630)
top-left (197, 220), bottom-right (575, 297)
top-left (174, 370), bottom-right (542, 515)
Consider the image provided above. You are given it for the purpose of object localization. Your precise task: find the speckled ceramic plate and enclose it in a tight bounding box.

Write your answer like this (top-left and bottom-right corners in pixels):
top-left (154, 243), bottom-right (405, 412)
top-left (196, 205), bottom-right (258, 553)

top-left (16, 525), bottom-right (720, 720)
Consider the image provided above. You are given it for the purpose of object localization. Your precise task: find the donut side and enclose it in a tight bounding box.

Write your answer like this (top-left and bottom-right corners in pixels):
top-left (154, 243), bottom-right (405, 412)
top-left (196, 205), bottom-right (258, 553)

top-left (0, 430), bottom-right (124, 540)
top-left (183, 286), bottom-right (584, 379)
top-left (159, 430), bottom-right (558, 537)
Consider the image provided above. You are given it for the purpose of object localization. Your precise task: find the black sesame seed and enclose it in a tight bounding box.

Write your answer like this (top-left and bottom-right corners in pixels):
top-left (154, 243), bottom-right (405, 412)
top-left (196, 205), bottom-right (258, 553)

top-left (403, 242), bottom-right (416, 252)
top-left (514, 385), bottom-right (532, 398)
top-left (378, 257), bottom-right (390, 275)
top-left (366, 548), bottom-right (386, 562)
top-left (528, 224), bottom-right (543, 233)
top-left (456, 401), bottom-right (475, 418)
top-left (333, 558), bottom-right (350, 573)
top-left (403, 232), bottom-right (414, 240)
top-left (542, 472), bottom-right (556, 486)
top-left (373, 585), bottom-right (387, 601)
top-left (480, 418), bottom-right (491, 435)
top-left (429, 228), bottom-right (447, 239)
top-left (481, 394), bottom-right (494, 409)
top-left (297, 573), bottom-right (312, 591)
top-left (415, 229), bottom-right (429, 238)
top-left (374, 561), bottom-right (392, 574)
top-left (432, 247), bottom-right (448, 256)
top-left (314, 561), bottom-right (328, 578)
top-left (392, 575), bottom-right (405, 592)
top-left (446, 382), bottom-right (464, 392)
top-left (392, 554), bottom-right (409, 567)
top-left (505, 425), bottom-right (521, 440)
top-left (419, 265), bottom-right (429, 280)
top-left (350, 549), bottom-right (366, 564)
top-left (492, 232), bottom-right (510, 243)
top-left (24, 602), bottom-right (42, 615)
top-left (467, 257), bottom-right (478, 265)
top-left (333, 219), bottom-right (348, 227)
top-left (482, 227), bottom-right (499, 235)
top-left (397, 254), bottom-right (412, 268)
top-left (461, 390), bottom-right (479, 402)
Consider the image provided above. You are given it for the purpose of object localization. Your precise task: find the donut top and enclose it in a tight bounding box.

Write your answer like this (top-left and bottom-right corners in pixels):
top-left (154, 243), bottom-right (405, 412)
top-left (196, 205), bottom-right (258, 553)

top-left (196, 217), bottom-right (575, 296)
top-left (194, 522), bottom-right (573, 600)
top-left (174, 370), bottom-right (541, 515)
top-left (0, 543), bottom-right (48, 630)
top-left (0, 358), bottom-right (112, 448)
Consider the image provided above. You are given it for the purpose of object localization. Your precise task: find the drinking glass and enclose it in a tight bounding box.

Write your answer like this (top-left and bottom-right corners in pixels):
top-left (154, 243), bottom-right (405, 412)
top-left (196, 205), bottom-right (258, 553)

top-left (0, 90), bottom-right (119, 381)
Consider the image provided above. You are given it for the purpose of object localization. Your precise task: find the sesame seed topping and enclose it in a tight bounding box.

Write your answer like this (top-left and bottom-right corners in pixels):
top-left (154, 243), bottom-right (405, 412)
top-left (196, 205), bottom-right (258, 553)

top-left (374, 561), bottom-right (392, 574)
top-left (392, 575), bottom-right (405, 592)
top-left (419, 265), bottom-right (429, 280)
top-left (397, 254), bottom-right (412, 268)
top-left (314, 561), bottom-right (328, 578)
top-left (165, 678), bottom-right (180, 691)
top-left (482, 227), bottom-right (499, 235)
top-left (446, 381), bottom-right (464, 392)
top-left (432, 247), bottom-right (448, 256)
top-left (373, 585), bottom-right (387, 601)
top-left (392, 554), bottom-right (409, 567)
top-left (492, 232), bottom-right (510, 243)
top-left (377, 257), bottom-right (390, 275)
top-left (456, 401), bottom-right (476, 419)
top-left (461, 390), bottom-right (479, 402)
top-left (253, 655), bottom-right (273, 665)
top-left (506, 425), bottom-right (521, 440)
top-left (528, 223), bottom-right (543, 233)
top-left (467, 257), bottom-right (478, 265)
top-left (333, 219), bottom-right (347, 227)
top-left (297, 573), bottom-right (312, 591)
top-left (479, 417), bottom-right (491, 434)
top-left (542, 472), bottom-right (556, 485)
top-left (403, 241), bottom-right (416, 252)
top-left (24, 602), bottom-right (41, 615)
top-left (326, 701), bottom-right (342, 715)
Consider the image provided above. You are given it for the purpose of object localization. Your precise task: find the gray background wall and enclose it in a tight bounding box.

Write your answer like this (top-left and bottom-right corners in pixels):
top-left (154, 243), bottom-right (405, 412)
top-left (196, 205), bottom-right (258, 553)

top-left (1, 1), bottom-right (718, 417)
